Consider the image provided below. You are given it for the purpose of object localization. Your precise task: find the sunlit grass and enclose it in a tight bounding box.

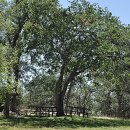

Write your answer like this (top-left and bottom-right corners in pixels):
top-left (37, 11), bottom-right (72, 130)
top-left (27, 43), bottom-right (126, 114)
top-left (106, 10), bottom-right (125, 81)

top-left (0, 115), bottom-right (130, 130)
top-left (1, 126), bottom-right (130, 130)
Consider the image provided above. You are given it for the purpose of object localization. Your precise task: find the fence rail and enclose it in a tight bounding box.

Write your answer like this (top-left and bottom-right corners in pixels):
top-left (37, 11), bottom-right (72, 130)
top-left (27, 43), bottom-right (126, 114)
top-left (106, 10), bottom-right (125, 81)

top-left (20, 106), bottom-right (90, 117)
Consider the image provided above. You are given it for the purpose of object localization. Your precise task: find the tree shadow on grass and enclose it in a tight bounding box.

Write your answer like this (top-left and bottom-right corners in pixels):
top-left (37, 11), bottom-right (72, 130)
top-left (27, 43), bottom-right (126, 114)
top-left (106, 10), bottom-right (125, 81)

top-left (0, 116), bottom-right (130, 128)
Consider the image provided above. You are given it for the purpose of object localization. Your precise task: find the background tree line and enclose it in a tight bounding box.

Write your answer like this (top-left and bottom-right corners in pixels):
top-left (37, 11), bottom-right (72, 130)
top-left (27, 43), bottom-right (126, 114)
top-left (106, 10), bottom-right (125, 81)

top-left (0, 0), bottom-right (130, 118)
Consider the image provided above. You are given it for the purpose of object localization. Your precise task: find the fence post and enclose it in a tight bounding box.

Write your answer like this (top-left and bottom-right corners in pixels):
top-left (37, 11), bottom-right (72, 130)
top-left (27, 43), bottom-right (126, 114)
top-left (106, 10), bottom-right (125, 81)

top-left (83, 107), bottom-right (85, 118)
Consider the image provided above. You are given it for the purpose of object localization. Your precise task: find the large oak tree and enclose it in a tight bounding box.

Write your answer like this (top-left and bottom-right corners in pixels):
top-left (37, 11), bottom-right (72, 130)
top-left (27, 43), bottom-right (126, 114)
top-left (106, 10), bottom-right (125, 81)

top-left (25, 0), bottom-right (129, 116)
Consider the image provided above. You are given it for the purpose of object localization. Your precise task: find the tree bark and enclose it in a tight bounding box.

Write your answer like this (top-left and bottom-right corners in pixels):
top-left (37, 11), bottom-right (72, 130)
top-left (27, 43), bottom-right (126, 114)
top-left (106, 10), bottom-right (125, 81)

top-left (10, 93), bottom-right (18, 112)
top-left (10, 55), bottom-right (21, 113)
top-left (55, 92), bottom-right (65, 116)
top-left (4, 93), bottom-right (10, 118)
top-left (116, 91), bottom-right (123, 117)
top-left (65, 83), bottom-right (73, 107)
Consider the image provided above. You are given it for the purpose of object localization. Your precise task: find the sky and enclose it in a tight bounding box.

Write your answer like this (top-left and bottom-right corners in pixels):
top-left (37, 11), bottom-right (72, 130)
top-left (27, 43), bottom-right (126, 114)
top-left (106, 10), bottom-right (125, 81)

top-left (59, 0), bottom-right (130, 25)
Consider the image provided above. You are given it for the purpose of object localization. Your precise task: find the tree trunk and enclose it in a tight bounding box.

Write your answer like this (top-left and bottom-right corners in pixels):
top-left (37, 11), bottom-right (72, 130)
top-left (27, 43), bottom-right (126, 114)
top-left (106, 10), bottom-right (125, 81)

top-left (10, 93), bottom-right (18, 112)
top-left (116, 91), bottom-right (123, 117)
top-left (10, 55), bottom-right (21, 113)
top-left (117, 96), bottom-right (123, 117)
top-left (54, 64), bottom-right (79, 116)
top-left (4, 93), bottom-right (10, 118)
top-left (65, 83), bottom-right (73, 107)
top-left (55, 92), bottom-right (65, 116)
top-left (77, 95), bottom-right (81, 107)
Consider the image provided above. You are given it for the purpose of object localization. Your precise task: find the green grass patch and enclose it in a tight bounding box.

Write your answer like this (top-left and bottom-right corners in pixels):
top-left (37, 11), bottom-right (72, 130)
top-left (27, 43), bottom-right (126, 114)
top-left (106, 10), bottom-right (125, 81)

top-left (0, 115), bottom-right (130, 130)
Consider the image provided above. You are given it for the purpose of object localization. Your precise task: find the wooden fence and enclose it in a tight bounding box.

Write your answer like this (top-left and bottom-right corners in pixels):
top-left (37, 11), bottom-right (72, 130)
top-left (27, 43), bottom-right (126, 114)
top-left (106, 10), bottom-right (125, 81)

top-left (21, 106), bottom-right (90, 117)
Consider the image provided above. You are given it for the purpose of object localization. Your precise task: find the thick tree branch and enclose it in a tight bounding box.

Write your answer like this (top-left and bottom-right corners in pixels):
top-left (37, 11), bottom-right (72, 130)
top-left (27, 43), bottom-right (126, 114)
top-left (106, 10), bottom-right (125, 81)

top-left (11, 13), bottom-right (28, 48)
top-left (55, 62), bottom-right (66, 93)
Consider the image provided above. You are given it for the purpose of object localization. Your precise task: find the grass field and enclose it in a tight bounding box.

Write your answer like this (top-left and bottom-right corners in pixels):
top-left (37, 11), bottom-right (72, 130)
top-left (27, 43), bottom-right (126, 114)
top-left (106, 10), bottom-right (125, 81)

top-left (0, 115), bottom-right (130, 130)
